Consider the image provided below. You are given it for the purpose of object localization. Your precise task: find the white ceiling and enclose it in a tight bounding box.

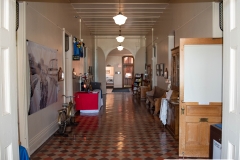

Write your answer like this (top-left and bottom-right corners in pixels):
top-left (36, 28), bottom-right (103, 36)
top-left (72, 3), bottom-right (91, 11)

top-left (71, 2), bottom-right (168, 36)
top-left (24, 0), bottom-right (220, 37)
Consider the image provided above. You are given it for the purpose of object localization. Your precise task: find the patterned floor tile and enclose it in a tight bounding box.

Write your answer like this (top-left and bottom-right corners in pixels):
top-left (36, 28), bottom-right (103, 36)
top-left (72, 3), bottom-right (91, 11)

top-left (31, 92), bottom-right (179, 159)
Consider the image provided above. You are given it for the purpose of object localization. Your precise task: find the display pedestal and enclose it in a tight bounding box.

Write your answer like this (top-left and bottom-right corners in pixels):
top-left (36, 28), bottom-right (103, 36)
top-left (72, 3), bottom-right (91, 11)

top-left (74, 91), bottom-right (101, 113)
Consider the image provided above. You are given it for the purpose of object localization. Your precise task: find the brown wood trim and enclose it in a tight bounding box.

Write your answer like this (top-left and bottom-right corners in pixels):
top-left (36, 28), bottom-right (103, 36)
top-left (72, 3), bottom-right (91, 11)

top-left (171, 46), bottom-right (179, 51)
top-left (186, 105), bottom-right (222, 116)
top-left (179, 38), bottom-right (223, 104)
top-left (122, 56), bottom-right (134, 88)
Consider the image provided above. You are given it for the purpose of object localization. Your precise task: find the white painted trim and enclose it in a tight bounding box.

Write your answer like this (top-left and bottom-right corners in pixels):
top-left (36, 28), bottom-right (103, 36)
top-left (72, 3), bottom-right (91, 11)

top-left (63, 28), bottom-right (66, 103)
top-left (29, 120), bottom-right (58, 155)
top-left (17, 1), bottom-right (29, 151)
top-left (65, 35), bottom-right (73, 97)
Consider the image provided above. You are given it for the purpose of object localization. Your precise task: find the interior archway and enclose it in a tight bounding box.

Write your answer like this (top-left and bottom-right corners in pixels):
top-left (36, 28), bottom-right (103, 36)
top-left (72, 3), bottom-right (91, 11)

top-left (106, 48), bottom-right (133, 90)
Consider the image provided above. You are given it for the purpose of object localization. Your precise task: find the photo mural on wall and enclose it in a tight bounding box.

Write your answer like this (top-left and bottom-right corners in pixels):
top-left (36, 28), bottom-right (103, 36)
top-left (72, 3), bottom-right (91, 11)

top-left (27, 41), bottom-right (58, 115)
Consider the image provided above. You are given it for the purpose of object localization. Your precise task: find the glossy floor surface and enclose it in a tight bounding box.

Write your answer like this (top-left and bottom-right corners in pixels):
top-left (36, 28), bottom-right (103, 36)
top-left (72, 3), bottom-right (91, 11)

top-left (31, 92), bottom-right (179, 160)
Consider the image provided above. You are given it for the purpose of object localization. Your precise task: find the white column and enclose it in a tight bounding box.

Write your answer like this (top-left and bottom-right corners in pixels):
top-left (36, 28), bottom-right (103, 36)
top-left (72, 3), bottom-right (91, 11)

top-left (62, 28), bottom-right (66, 102)
top-left (94, 36), bottom-right (98, 81)
top-left (151, 28), bottom-right (156, 87)
top-left (65, 35), bottom-right (73, 96)
top-left (84, 47), bottom-right (88, 73)
top-left (168, 35), bottom-right (174, 80)
top-left (17, 1), bottom-right (29, 151)
top-left (79, 19), bottom-right (81, 40)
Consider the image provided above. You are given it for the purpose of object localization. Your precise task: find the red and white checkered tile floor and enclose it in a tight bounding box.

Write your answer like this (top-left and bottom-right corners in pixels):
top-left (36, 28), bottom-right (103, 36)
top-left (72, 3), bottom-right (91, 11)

top-left (31, 92), bottom-right (179, 160)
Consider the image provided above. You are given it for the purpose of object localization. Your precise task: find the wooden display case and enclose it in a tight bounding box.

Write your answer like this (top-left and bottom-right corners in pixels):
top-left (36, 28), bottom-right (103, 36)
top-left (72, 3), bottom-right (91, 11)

top-left (171, 46), bottom-right (179, 91)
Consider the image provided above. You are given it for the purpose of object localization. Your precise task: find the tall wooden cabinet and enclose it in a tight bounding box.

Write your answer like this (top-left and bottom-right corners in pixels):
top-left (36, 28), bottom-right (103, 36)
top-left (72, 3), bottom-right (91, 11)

top-left (165, 47), bottom-right (180, 140)
top-left (171, 46), bottom-right (179, 91)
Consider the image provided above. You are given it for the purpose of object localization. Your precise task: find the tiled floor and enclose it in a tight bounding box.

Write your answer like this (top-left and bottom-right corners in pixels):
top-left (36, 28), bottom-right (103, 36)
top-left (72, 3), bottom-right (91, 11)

top-left (31, 92), bottom-right (179, 160)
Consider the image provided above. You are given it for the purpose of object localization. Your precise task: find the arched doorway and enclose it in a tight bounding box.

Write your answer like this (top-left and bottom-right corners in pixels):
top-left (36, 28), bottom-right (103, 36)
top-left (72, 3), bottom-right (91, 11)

top-left (106, 48), bottom-right (133, 89)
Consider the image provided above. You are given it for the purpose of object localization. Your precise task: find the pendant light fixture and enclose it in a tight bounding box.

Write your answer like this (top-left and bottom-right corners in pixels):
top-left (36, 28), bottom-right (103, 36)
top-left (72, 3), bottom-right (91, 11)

top-left (113, 0), bottom-right (127, 25)
top-left (116, 26), bottom-right (125, 43)
top-left (117, 44), bottom-right (124, 51)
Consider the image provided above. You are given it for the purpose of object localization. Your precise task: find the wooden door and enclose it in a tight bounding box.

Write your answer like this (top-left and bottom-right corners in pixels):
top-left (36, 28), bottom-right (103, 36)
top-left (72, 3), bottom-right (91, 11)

top-left (179, 38), bottom-right (223, 158)
top-left (221, 0), bottom-right (240, 159)
top-left (0, 0), bottom-right (19, 159)
top-left (122, 56), bottom-right (134, 88)
top-left (122, 65), bottom-right (133, 87)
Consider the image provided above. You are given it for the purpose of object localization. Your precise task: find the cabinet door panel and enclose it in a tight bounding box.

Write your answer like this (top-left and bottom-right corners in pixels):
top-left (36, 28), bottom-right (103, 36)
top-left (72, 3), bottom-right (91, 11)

top-left (186, 123), bottom-right (199, 145)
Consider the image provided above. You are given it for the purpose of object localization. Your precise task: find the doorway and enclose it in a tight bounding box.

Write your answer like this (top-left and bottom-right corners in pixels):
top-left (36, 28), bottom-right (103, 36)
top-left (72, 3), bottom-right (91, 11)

top-left (122, 56), bottom-right (134, 88)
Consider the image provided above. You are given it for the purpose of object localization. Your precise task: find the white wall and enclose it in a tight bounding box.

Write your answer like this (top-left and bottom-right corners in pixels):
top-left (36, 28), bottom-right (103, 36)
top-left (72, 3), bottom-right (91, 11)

top-left (96, 47), bottom-right (106, 94)
top-left (106, 56), bottom-right (123, 88)
top-left (24, 2), bottom-right (93, 155)
top-left (72, 19), bottom-right (94, 76)
top-left (146, 2), bottom-right (222, 89)
top-left (134, 47), bottom-right (146, 75)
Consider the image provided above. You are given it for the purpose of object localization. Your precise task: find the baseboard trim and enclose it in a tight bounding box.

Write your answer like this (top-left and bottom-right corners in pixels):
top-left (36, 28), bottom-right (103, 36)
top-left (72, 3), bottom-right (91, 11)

top-left (29, 120), bottom-right (58, 155)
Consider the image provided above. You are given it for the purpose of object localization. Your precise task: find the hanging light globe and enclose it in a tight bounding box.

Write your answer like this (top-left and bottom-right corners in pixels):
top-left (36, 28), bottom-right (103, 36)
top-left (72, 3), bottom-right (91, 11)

top-left (117, 44), bottom-right (124, 51)
top-left (113, 12), bottom-right (127, 25)
top-left (116, 34), bottom-right (125, 43)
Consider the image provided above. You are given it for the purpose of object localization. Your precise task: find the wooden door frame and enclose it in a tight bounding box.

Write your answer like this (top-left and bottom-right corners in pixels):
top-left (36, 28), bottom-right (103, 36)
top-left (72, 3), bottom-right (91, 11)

top-left (122, 56), bottom-right (134, 88)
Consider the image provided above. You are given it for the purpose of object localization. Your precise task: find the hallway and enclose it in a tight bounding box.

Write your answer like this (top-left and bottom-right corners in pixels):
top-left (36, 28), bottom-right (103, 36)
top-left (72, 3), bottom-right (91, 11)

top-left (31, 92), bottom-right (178, 160)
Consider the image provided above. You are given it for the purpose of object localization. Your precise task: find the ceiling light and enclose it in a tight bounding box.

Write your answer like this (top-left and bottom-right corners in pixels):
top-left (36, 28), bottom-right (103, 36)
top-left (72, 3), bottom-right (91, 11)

top-left (113, 0), bottom-right (127, 25)
top-left (117, 44), bottom-right (124, 51)
top-left (113, 13), bottom-right (127, 25)
top-left (116, 28), bottom-right (125, 43)
top-left (116, 35), bottom-right (124, 43)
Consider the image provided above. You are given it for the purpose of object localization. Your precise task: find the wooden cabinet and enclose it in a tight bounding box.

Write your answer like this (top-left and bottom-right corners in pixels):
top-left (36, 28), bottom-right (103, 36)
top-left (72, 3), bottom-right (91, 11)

top-left (171, 46), bottom-right (179, 91)
top-left (168, 47), bottom-right (180, 140)
top-left (209, 124), bottom-right (222, 159)
top-left (166, 99), bottom-right (179, 140)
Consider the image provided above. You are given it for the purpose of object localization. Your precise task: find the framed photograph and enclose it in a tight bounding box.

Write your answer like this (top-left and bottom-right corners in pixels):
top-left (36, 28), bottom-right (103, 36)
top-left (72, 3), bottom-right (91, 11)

top-left (156, 64), bottom-right (160, 76)
top-left (160, 63), bottom-right (164, 76)
top-left (106, 70), bottom-right (110, 74)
